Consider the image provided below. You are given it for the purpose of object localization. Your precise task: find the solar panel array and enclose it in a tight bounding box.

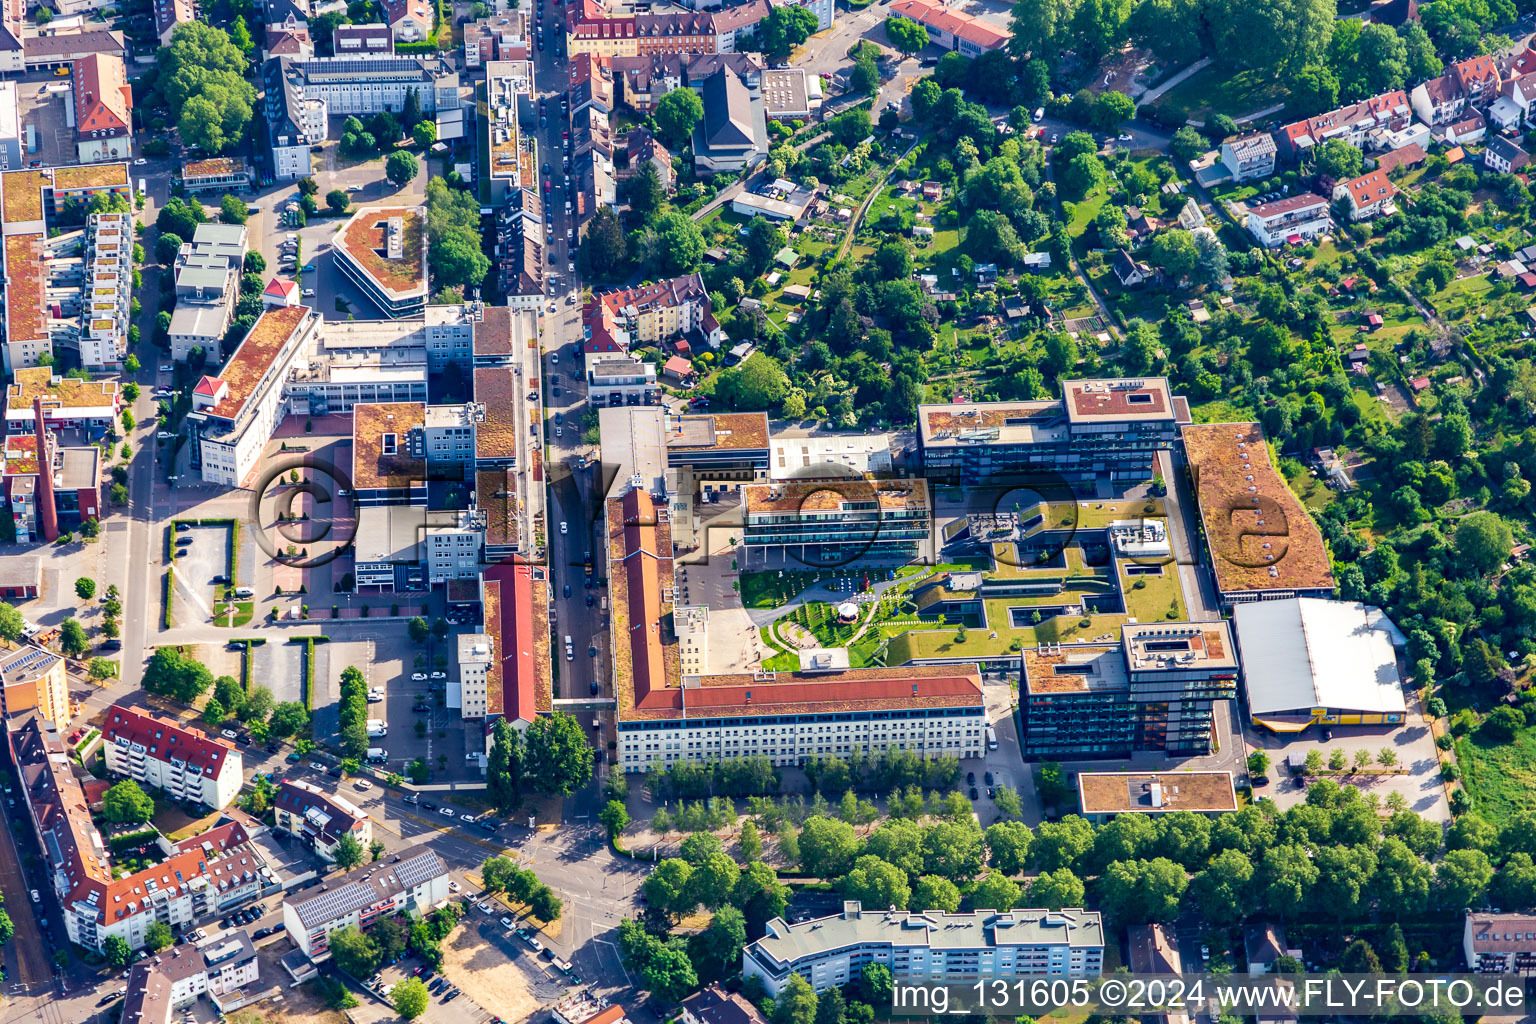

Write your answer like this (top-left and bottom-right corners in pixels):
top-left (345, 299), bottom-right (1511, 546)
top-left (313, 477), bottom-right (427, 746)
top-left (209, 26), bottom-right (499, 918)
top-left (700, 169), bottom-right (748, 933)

top-left (291, 846), bottom-right (446, 928)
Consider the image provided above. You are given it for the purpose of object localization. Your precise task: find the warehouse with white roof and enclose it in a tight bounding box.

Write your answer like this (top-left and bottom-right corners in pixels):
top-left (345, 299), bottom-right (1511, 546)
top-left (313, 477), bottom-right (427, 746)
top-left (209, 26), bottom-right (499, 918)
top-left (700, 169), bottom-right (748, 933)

top-left (1232, 597), bottom-right (1408, 732)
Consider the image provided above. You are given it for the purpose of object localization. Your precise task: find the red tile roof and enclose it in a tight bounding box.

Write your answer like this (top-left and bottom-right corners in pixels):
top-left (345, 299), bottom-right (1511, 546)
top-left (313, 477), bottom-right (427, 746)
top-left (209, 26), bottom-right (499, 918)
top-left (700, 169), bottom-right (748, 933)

top-left (484, 558), bottom-right (542, 724)
top-left (1339, 169), bottom-right (1398, 208)
top-left (102, 704), bottom-right (235, 775)
top-left (73, 53), bottom-right (131, 136)
top-left (887, 0), bottom-right (1010, 49)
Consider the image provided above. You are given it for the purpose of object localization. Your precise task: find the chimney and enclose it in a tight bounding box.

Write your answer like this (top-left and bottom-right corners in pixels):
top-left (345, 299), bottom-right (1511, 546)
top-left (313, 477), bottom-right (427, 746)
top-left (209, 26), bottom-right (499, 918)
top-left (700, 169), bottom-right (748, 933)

top-left (33, 397), bottom-right (57, 543)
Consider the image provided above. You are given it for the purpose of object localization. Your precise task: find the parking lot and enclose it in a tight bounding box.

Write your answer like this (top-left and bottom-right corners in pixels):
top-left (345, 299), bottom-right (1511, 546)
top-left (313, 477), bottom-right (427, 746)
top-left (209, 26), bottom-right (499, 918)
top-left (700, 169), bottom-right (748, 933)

top-left (255, 638), bottom-right (308, 709)
top-left (170, 523), bottom-right (232, 625)
top-left (1248, 720), bottom-right (1451, 821)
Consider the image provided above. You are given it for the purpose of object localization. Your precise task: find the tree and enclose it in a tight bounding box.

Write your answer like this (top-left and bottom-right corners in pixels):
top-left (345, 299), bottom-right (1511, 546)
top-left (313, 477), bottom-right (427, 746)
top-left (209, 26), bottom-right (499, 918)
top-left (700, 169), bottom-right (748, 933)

top-left (240, 685), bottom-right (274, 724)
top-left (715, 352), bottom-right (789, 411)
top-left (850, 55), bottom-right (880, 94)
top-left (1247, 751), bottom-right (1271, 777)
top-left (969, 872), bottom-right (1022, 911)
top-left (1098, 857), bottom-right (1187, 923)
top-left (269, 701), bottom-right (309, 738)
top-left (522, 711), bottom-right (594, 795)
top-left (649, 210), bottom-right (706, 275)
top-left (1436, 848), bottom-right (1494, 911)
top-left (103, 780), bottom-right (155, 824)
top-left (392, 977), bottom-right (429, 1019)
top-left (757, 4), bottom-right (819, 60)
top-left (0, 603), bottom-right (21, 643)
top-left (985, 821), bottom-right (1033, 873)
top-left (1454, 511), bottom-right (1514, 576)
top-left (1091, 90), bottom-right (1135, 129)
top-left (1148, 229), bottom-right (1199, 280)
top-left (1027, 867), bottom-right (1085, 909)
top-left (884, 15), bottom-right (929, 53)
top-left (912, 874), bottom-right (962, 912)
top-left (202, 697), bottom-right (228, 726)
top-left (1259, 844), bottom-right (1320, 917)
top-left (1031, 816), bottom-right (1094, 871)
top-left (386, 151), bottom-right (419, 187)
top-left (58, 617), bottom-right (86, 657)
top-left (773, 974), bottom-right (819, 1024)
top-left (104, 935), bottom-right (133, 969)
top-left (1170, 125), bottom-right (1206, 163)
top-left (701, 904), bottom-right (748, 975)
top-left (75, 577), bottom-right (96, 600)
top-left (145, 922), bottom-right (174, 952)
top-left (841, 855), bottom-right (911, 909)
top-left (800, 816), bottom-right (862, 877)
top-left (1314, 138), bottom-right (1364, 181)
top-left (143, 646), bottom-right (214, 701)
top-left (488, 718), bottom-right (521, 809)
top-left (412, 121), bottom-right (437, 148)
top-left (655, 87), bottom-right (705, 147)
top-left (739, 818), bottom-right (764, 862)
top-left (583, 207), bottom-right (628, 280)
top-left (1060, 152), bottom-right (1106, 197)
top-left (157, 24), bottom-right (256, 155)
top-left (219, 194), bottom-right (248, 225)
top-left (156, 232), bottom-right (185, 265)
top-left (332, 832), bottom-right (366, 871)
top-left (327, 189), bottom-right (351, 215)
top-left (1189, 848), bottom-right (1253, 925)
top-left (328, 925), bottom-right (381, 979)
top-left (427, 176), bottom-right (490, 290)
top-left (642, 942), bottom-right (699, 1003)
top-left (408, 616), bottom-right (430, 644)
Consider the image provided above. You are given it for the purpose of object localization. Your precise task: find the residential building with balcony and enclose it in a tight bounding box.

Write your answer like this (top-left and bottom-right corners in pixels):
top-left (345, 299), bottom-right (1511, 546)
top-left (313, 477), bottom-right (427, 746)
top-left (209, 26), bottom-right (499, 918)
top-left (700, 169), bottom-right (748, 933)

top-left (1410, 55), bottom-right (1500, 126)
top-left (1332, 169), bottom-right (1398, 220)
top-left (1275, 90), bottom-right (1412, 157)
top-left (273, 780), bottom-right (372, 863)
top-left (1219, 133), bottom-right (1276, 181)
top-left (1245, 193), bottom-right (1332, 247)
top-left (122, 931), bottom-right (262, 1024)
top-left (77, 210), bottom-right (132, 369)
top-left (281, 845), bottom-right (450, 958)
top-left (742, 901), bottom-right (1104, 996)
top-left (101, 704), bottom-right (243, 809)
top-left (1464, 911), bottom-right (1536, 973)
top-left (9, 716), bottom-right (265, 954)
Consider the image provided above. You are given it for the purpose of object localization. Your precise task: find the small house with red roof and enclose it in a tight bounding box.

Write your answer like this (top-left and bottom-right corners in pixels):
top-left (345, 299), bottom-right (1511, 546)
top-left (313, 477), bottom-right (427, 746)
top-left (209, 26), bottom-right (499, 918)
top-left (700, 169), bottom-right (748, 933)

top-left (1410, 376), bottom-right (1432, 392)
top-left (262, 277), bottom-right (298, 308)
top-left (663, 355), bottom-right (695, 382)
top-left (1332, 170), bottom-right (1399, 221)
top-left (101, 703), bottom-right (243, 809)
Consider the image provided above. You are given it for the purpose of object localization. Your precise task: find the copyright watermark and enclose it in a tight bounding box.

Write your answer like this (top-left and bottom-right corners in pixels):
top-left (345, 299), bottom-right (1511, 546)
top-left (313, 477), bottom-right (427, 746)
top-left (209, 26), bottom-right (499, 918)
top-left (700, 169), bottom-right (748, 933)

top-left (247, 456), bottom-right (359, 570)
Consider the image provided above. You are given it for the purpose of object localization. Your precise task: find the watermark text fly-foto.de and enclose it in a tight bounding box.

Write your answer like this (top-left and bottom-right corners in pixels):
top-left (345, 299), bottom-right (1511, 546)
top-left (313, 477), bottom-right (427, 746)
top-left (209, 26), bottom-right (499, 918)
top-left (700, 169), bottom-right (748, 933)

top-left (889, 974), bottom-right (1527, 1017)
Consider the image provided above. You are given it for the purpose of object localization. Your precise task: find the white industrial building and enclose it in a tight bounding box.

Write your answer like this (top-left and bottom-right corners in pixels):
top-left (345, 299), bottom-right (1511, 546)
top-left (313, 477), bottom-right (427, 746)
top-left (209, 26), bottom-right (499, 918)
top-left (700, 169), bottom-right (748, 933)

top-left (743, 901), bottom-right (1104, 996)
top-left (1233, 597), bottom-right (1407, 732)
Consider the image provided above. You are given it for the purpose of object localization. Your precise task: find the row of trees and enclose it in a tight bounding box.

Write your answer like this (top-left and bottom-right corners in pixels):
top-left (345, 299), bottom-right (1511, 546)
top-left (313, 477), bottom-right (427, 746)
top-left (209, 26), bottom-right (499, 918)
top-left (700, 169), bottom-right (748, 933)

top-left (485, 715), bottom-right (596, 805)
top-left (338, 664), bottom-right (371, 760)
top-left (328, 902), bottom-right (465, 982)
top-left (480, 855), bottom-right (563, 920)
top-left (425, 177), bottom-right (489, 301)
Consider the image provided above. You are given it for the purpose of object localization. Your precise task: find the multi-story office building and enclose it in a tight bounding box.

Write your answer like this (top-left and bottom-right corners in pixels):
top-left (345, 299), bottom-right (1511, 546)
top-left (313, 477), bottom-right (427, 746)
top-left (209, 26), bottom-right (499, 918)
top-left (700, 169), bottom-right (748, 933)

top-left (188, 305), bottom-right (322, 487)
top-left (352, 402), bottom-right (429, 507)
top-left (1182, 422), bottom-right (1335, 605)
top-left (424, 510), bottom-right (484, 582)
top-left (10, 716), bottom-right (265, 953)
top-left (1020, 622), bottom-right (1239, 760)
top-left (918, 379), bottom-right (1190, 489)
top-left (281, 845), bottom-right (450, 958)
top-left (121, 931), bottom-right (261, 1024)
top-left (743, 902), bottom-right (1104, 996)
top-left (419, 403), bottom-right (480, 469)
top-left (101, 704), bottom-right (244, 809)
top-left (3, 368), bottom-right (121, 434)
top-left (273, 779), bottom-right (372, 863)
top-left (0, 643), bottom-right (70, 725)
top-left (587, 355), bottom-right (659, 406)
top-left (665, 411), bottom-right (770, 487)
top-left (176, 157), bottom-right (251, 195)
top-left (264, 56), bottom-right (458, 180)
top-left (334, 206), bottom-right (429, 318)
top-left (741, 478), bottom-right (932, 565)
top-left (458, 633), bottom-right (494, 719)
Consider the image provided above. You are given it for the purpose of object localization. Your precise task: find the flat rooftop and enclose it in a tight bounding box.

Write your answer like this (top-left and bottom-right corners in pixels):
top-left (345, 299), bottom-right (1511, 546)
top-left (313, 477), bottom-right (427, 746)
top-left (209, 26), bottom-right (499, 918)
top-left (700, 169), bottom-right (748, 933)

top-left (1077, 771), bottom-right (1238, 815)
top-left (1121, 622), bottom-right (1238, 672)
top-left (336, 206), bottom-right (428, 301)
top-left (1022, 644), bottom-right (1127, 695)
top-left (1181, 422), bottom-right (1335, 598)
top-left (1063, 378), bottom-right (1188, 425)
top-left (7, 367), bottom-right (119, 415)
top-left (352, 402), bottom-right (426, 492)
top-left (666, 412), bottom-right (769, 452)
top-left (473, 367), bottom-right (520, 462)
top-left (919, 399), bottom-right (1065, 447)
top-left (743, 478), bottom-right (929, 515)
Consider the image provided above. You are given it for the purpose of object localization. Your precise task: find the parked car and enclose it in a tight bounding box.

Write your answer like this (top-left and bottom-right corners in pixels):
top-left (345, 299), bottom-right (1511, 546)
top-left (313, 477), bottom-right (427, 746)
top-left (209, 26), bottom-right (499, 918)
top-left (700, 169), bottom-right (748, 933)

top-left (439, 806), bottom-right (456, 817)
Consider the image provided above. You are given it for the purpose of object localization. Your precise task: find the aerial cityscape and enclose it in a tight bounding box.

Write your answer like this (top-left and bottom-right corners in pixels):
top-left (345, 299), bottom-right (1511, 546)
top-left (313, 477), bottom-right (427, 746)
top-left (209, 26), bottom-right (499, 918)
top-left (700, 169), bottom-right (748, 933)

top-left (0, 0), bottom-right (1534, 1020)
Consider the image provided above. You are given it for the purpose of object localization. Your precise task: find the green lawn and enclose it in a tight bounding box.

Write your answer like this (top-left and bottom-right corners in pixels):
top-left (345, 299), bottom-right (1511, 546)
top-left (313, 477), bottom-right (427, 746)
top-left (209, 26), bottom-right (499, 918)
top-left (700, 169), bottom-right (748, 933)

top-left (1152, 66), bottom-right (1290, 123)
top-left (1457, 728), bottom-right (1536, 818)
top-left (1119, 563), bottom-right (1186, 622)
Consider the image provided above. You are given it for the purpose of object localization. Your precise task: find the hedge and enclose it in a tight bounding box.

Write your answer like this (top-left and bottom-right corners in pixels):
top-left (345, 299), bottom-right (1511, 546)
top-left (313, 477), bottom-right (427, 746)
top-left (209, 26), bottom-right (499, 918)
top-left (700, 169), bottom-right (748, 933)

top-left (162, 569), bottom-right (174, 628)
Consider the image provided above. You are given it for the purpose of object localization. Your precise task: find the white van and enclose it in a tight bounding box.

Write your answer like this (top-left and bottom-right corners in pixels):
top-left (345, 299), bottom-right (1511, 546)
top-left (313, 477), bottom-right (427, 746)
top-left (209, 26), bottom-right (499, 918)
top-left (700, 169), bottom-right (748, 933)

top-left (233, 586), bottom-right (255, 598)
top-left (366, 748), bottom-right (388, 762)
top-left (367, 719), bottom-right (387, 737)
top-left (564, 635), bottom-right (574, 660)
